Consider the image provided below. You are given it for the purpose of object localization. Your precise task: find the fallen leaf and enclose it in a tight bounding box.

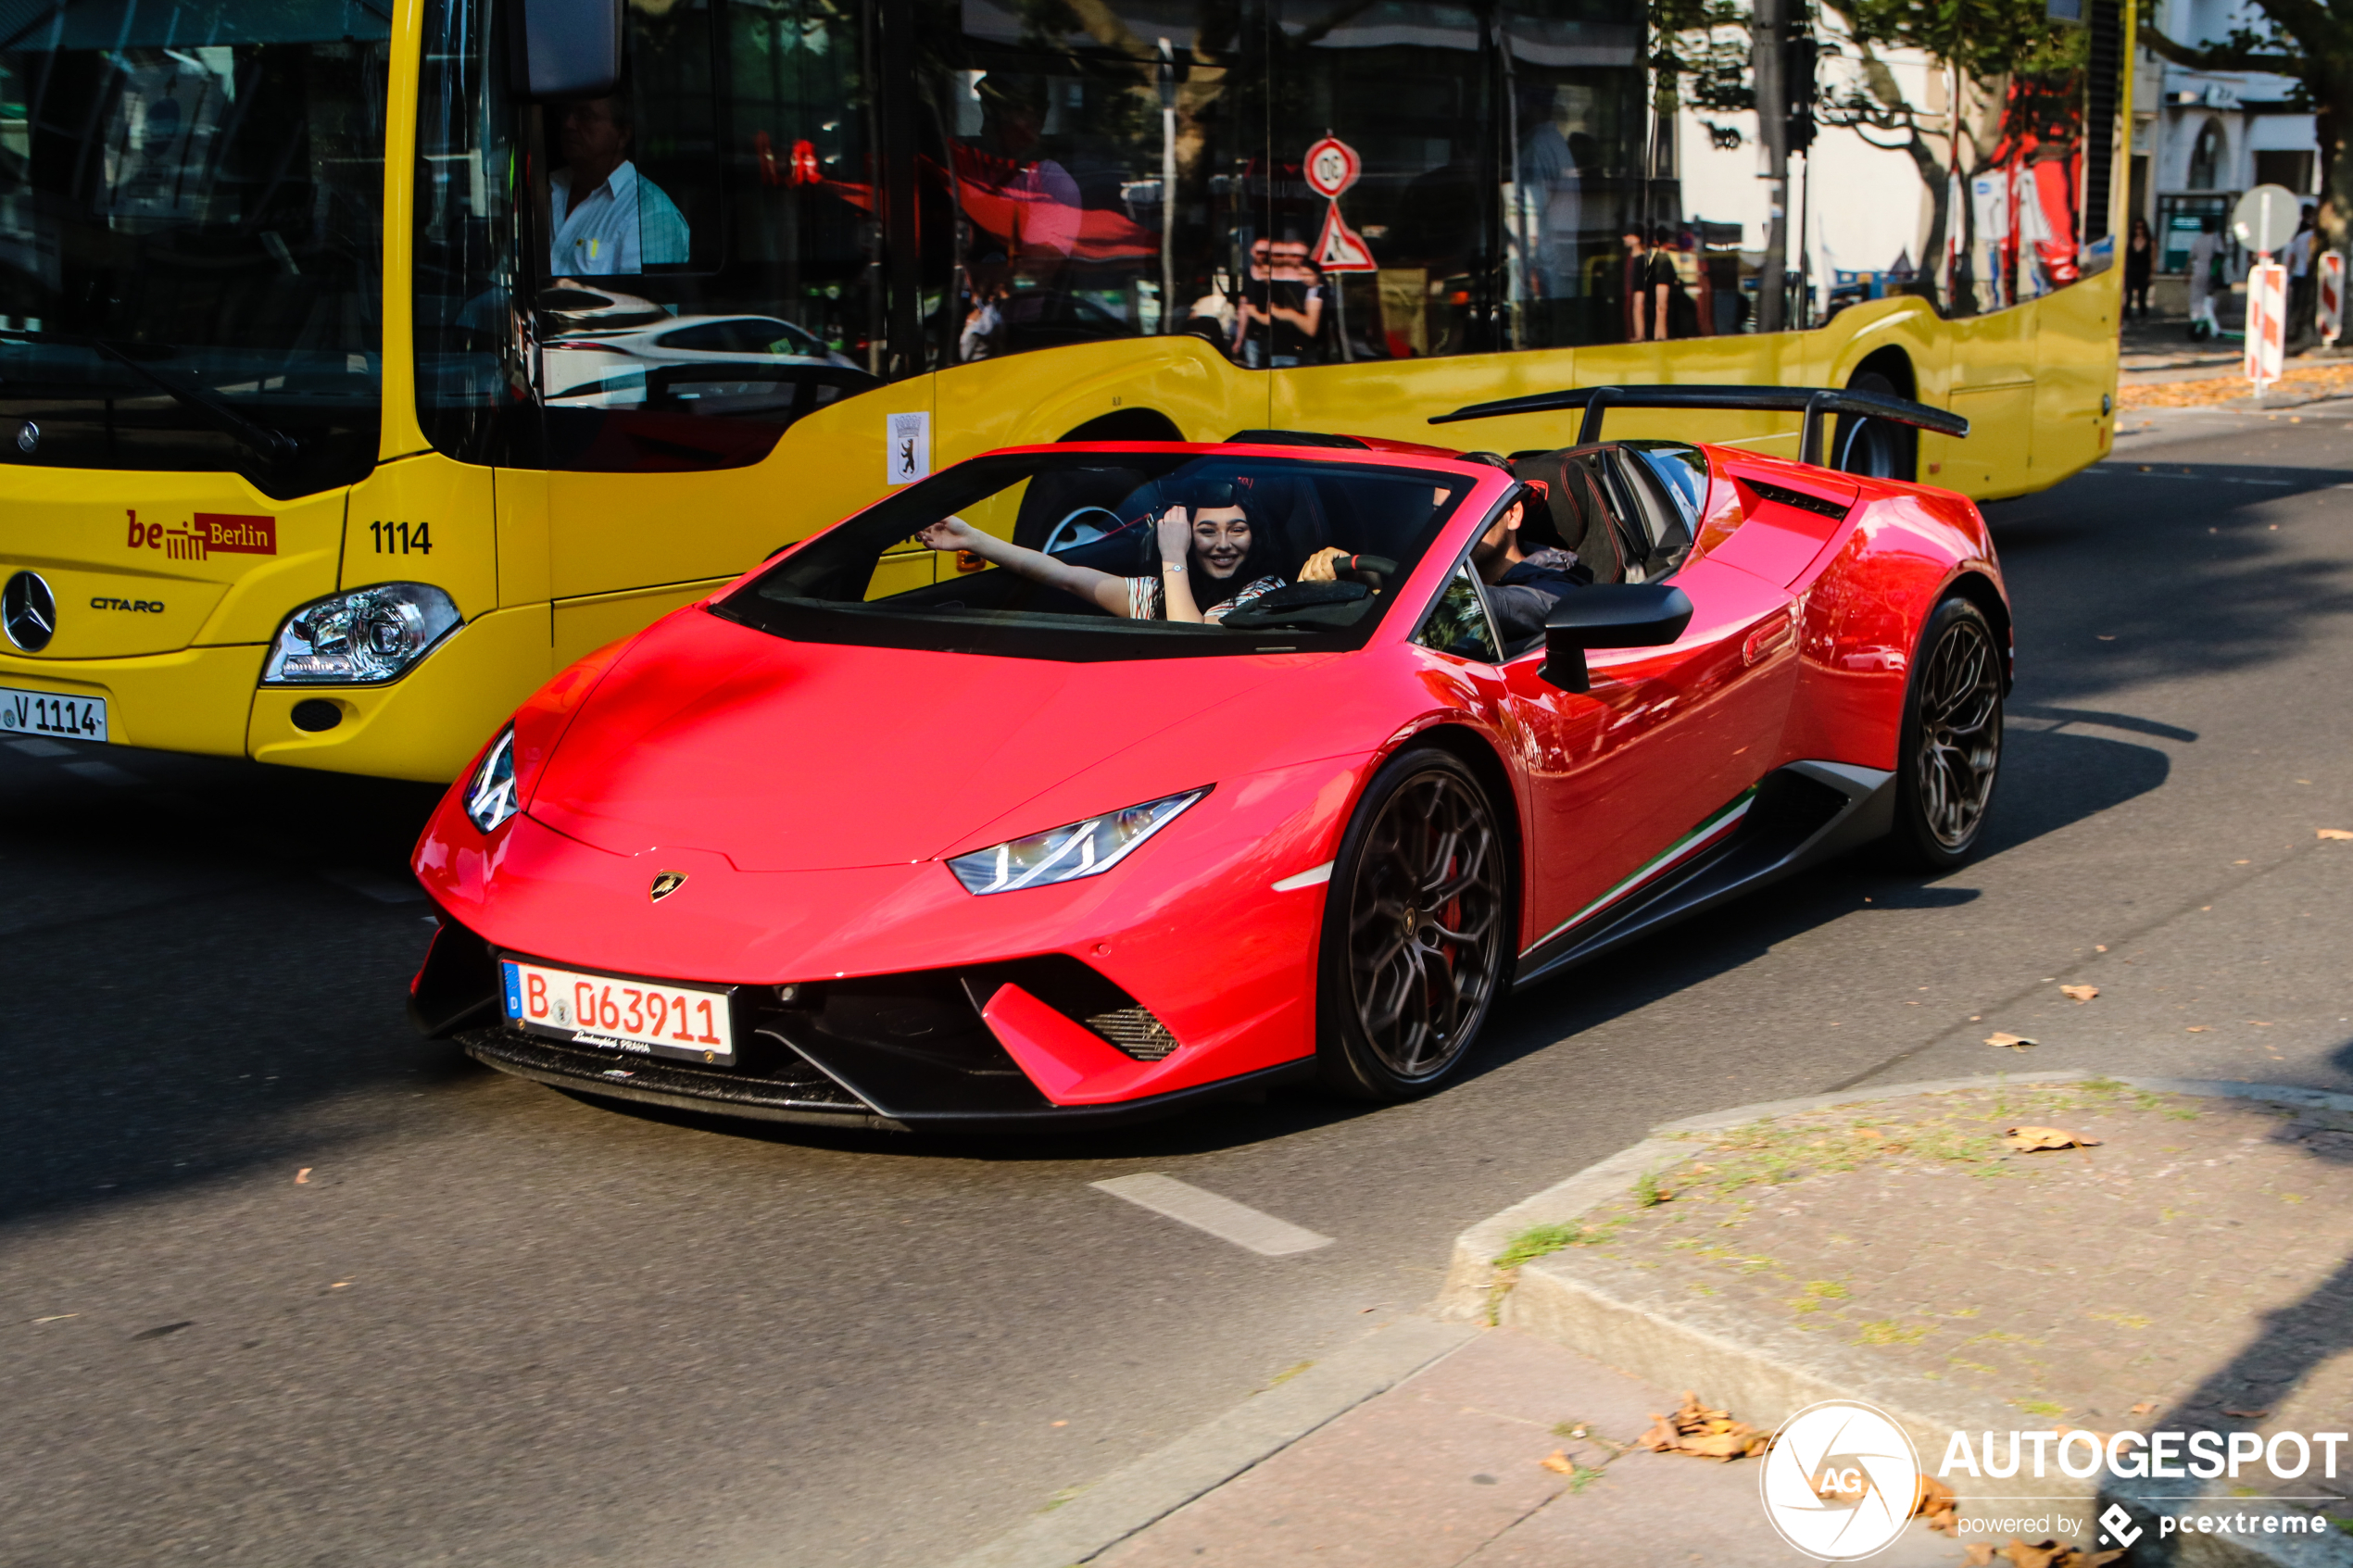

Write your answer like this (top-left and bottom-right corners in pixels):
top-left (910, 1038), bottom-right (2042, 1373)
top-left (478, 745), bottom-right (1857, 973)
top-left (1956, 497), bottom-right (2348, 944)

top-left (295, 1167), bottom-right (311, 1185)
top-left (1912, 1474), bottom-right (1959, 1533)
top-left (2186, 1025), bottom-right (2209, 1033)
top-left (1986, 1032), bottom-right (2040, 1050)
top-left (2132, 1400), bottom-right (2157, 1415)
top-left (1965, 1547), bottom-right (1998, 1567)
top-left (2223, 1407), bottom-right (2271, 1419)
top-left (1855, 1128), bottom-right (1884, 1140)
top-left (2005, 1125), bottom-right (2102, 1151)
top-left (2318, 828), bottom-right (2353, 841)
top-left (2060, 985), bottom-right (2099, 1002)
top-left (2095, 945), bottom-right (2108, 952)
top-left (1539, 1449), bottom-right (1578, 1475)
top-left (2005, 1541), bottom-right (2067, 1568)
top-left (1636, 1392), bottom-right (1769, 1461)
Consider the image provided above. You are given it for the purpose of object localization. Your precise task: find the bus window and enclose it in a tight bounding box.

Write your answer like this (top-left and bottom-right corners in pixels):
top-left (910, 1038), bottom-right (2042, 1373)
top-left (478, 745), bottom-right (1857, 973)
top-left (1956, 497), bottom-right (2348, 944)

top-left (0, 0), bottom-right (390, 498)
top-left (415, 0), bottom-right (887, 473)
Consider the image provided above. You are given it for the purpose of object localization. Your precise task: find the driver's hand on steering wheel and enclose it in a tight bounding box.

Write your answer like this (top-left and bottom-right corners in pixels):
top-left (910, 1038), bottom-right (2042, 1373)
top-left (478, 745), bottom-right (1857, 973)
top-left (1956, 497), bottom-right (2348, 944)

top-left (1298, 546), bottom-right (1349, 583)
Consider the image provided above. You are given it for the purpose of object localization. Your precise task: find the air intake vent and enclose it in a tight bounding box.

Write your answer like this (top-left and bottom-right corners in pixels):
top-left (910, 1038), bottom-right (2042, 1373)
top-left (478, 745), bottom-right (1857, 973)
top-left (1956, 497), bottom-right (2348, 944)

top-left (1087, 1007), bottom-right (1180, 1061)
top-left (1747, 479), bottom-right (1852, 521)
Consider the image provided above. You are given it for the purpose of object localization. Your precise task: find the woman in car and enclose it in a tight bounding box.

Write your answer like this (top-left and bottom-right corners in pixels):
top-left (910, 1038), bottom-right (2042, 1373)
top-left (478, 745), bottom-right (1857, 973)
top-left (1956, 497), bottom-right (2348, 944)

top-left (914, 479), bottom-right (1286, 623)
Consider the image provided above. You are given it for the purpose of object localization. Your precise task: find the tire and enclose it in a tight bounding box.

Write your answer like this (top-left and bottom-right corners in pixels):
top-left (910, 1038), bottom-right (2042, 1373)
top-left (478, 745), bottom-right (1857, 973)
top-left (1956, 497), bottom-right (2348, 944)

top-left (1316, 747), bottom-right (1512, 1100)
top-left (1834, 369), bottom-right (1918, 482)
top-left (1886, 595), bottom-right (2004, 871)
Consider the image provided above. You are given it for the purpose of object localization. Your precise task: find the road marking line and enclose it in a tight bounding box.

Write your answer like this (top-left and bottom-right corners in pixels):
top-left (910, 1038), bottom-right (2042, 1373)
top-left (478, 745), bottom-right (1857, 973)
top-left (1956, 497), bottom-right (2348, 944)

top-left (1091, 1173), bottom-right (1333, 1257)
top-left (320, 866), bottom-right (428, 904)
top-left (5, 737), bottom-right (73, 757)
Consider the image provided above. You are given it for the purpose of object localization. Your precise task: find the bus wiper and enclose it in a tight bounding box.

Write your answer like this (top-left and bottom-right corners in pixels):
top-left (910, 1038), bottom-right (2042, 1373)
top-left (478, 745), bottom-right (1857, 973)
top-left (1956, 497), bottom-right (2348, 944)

top-left (1, 331), bottom-right (302, 462)
top-left (87, 340), bottom-right (303, 462)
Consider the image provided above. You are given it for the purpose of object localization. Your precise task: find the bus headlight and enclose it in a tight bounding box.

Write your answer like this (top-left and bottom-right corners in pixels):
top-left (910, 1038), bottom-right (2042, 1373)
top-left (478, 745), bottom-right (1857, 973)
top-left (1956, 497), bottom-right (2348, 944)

top-left (263, 584), bottom-right (461, 684)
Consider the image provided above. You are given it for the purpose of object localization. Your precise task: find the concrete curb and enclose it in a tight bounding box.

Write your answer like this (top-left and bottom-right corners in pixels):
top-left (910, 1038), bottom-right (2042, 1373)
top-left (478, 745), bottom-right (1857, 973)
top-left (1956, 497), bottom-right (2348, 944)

top-left (1435, 1071), bottom-right (2353, 1567)
top-left (942, 1316), bottom-right (1478, 1568)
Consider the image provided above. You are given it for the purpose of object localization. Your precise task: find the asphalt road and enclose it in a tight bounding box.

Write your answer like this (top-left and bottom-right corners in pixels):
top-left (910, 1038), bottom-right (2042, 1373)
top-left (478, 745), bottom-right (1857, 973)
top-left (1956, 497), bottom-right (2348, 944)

top-left (6, 406), bottom-right (2351, 1568)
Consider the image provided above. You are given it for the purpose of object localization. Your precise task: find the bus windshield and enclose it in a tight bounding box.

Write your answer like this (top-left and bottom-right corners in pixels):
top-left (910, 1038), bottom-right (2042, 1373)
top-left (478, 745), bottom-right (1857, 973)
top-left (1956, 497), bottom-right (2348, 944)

top-left (0, 0), bottom-right (391, 498)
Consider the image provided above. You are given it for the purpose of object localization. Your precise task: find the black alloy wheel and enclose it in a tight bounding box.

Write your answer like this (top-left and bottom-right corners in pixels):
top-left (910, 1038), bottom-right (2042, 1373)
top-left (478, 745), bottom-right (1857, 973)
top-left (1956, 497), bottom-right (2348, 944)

top-left (1834, 369), bottom-right (1918, 482)
top-left (1888, 595), bottom-right (2004, 870)
top-left (1318, 747), bottom-right (1511, 1099)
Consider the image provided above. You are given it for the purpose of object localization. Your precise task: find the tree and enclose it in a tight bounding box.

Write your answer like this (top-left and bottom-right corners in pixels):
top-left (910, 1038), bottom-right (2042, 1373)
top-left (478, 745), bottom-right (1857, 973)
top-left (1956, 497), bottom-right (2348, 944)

top-left (2137, 4), bottom-right (2352, 251)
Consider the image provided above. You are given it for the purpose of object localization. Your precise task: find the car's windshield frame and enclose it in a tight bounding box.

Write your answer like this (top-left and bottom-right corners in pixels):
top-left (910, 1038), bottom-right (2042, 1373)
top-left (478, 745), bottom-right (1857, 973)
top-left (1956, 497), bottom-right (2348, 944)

top-left (711, 444), bottom-right (1507, 664)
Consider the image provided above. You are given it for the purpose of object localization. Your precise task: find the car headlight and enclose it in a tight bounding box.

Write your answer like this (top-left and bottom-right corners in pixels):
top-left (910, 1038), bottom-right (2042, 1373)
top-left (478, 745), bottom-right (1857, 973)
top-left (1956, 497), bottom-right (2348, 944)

top-left (262, 583), bottom-right (461, 684)
top-left (948, 787), bottom-right (1208, 895)
top-left (464, 725), bottom-right (519, 834)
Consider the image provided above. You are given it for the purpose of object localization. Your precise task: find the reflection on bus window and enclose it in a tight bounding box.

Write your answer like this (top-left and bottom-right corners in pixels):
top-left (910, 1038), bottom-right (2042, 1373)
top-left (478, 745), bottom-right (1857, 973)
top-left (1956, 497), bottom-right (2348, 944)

top-left (548, 95), bottom-right (689, 275)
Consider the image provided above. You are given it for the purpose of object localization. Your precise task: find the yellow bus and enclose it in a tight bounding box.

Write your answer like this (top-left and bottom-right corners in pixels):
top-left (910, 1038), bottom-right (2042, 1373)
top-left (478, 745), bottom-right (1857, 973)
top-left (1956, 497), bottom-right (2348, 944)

top-left (0, 0), bottom-right (2126, 782)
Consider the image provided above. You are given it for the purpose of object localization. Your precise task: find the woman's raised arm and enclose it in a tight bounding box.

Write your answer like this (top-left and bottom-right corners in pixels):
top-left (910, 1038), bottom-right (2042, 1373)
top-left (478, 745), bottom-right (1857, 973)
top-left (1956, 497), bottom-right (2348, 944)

top-left (913, 518), bottom-right (1132, 616)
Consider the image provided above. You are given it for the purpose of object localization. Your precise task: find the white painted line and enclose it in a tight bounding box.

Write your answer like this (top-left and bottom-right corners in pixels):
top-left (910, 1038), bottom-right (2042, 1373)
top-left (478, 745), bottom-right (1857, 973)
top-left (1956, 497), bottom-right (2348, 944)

top-left (60, 759), bottom-right (139, 786)
top-left (1091, 1173), bottom-right (1333, 1257)
top-left (1271, 860), bottom-right (1332, 892)
top-left (320, 867), bottom-right (428, 905)
top-left (5, 737), bottom-right (73, 757)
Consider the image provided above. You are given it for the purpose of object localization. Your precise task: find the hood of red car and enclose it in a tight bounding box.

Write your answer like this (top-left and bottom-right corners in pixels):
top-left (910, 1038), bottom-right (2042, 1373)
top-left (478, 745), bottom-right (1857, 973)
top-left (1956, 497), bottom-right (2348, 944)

top-left (524, 607), bottom-right (1284, 871)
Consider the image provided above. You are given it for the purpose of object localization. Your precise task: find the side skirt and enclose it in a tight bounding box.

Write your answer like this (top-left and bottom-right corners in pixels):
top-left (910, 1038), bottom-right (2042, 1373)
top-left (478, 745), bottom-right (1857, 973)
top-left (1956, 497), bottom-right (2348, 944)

top-left (1510, 760), bottom-right (1894, 992)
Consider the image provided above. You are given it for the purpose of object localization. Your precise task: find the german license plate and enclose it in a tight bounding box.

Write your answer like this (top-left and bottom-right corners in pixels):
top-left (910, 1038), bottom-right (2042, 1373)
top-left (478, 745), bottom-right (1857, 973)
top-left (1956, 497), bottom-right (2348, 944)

top-left (0, 686), bottom-right (107, 742)
top-left (501, 958), bottom-right (736, 1065)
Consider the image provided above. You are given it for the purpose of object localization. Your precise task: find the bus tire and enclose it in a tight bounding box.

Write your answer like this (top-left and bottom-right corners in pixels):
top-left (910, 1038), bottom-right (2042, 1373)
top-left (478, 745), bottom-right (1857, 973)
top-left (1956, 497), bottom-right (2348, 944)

top-left (1835, 368), bottom-right (1918, 482)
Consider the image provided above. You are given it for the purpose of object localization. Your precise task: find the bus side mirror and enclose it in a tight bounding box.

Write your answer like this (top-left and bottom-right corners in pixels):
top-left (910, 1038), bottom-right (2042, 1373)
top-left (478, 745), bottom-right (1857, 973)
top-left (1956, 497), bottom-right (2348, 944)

top-left (1540, 583), bottom-right (1694, 693)
top-left (512, 0), bottom-right (623, 101)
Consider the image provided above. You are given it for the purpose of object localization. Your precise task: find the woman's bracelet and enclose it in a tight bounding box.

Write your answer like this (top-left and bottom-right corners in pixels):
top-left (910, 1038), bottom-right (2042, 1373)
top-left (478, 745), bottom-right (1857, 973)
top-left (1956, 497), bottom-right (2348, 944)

top-left (1162, 560), bottom-right (1188, 575)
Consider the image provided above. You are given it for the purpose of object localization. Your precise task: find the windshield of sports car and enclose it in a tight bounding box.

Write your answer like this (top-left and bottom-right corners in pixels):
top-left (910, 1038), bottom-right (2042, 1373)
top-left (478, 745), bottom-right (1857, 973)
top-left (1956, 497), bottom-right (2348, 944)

top-left (0, 0), bottom-right (390, 498)
top-left (718, 450), bottom-right (1475, 660)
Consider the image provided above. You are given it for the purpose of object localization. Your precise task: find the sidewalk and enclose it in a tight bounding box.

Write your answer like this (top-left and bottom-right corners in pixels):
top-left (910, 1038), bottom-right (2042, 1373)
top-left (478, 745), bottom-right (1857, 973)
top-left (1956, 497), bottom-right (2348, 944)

top-left (957, 1073), bottom-right (2353, 1568)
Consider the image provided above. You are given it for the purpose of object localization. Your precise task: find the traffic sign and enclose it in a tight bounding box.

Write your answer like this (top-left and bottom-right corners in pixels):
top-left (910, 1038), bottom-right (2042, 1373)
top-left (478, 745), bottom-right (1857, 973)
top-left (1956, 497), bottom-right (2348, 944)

top-left (1303, 136), bottom-right (1362, 201)
top-left (2245, 258), bottom-right (2286, 392)
top-left (2231, 184), bottom-right (2300, 257)
top-left (1315, 204), bottom-right (1378, 271)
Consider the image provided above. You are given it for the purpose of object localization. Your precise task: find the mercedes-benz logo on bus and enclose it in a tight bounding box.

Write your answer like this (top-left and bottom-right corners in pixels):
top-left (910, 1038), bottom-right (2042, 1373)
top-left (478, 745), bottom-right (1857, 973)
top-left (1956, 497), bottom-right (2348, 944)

top-left (2, 571), bottom-right (57, 652)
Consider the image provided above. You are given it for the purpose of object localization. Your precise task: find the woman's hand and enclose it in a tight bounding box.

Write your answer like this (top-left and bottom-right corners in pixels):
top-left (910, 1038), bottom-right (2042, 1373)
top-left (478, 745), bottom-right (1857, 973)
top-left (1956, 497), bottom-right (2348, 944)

top-left (914, 517), bottom-right (979, 553)
top-left (1155, 506), bottom-right (1192, 567)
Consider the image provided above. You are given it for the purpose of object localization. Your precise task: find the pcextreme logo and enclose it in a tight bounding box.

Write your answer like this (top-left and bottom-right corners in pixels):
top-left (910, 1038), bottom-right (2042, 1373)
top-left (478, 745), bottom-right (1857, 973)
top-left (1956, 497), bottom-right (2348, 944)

top-left (124, 508), bottom-right (276, 560)
top-left (1759, 1400), bottom-right (1921, 1561)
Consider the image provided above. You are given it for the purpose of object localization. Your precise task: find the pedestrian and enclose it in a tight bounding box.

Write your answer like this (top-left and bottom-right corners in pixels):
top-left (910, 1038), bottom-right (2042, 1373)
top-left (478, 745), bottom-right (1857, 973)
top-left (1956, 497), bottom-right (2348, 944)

top-left (2287, 205), bottom-right (2318, 348)
top-left (2186, 217), bottom-right (2222, 342)
top-left (2123, 216), bottom-right (2154, 322)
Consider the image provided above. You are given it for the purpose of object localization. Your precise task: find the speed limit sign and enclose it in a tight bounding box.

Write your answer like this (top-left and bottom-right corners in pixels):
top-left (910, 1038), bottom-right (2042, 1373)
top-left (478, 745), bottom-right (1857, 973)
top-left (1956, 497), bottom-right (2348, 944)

top-left (1303, 136), bottom-right (1362, 200)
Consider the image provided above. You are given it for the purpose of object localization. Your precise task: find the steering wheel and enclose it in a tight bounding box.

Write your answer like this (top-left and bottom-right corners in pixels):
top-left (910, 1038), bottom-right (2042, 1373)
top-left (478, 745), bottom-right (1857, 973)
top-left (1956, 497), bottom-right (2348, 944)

top-left (1039, 506), bottom-right (1126, 557)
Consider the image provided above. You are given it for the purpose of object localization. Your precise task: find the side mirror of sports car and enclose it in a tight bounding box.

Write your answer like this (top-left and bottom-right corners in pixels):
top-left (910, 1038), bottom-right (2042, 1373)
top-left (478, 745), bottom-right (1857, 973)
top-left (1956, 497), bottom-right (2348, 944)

top-left (1540, 583), bottom-right (1695, 693)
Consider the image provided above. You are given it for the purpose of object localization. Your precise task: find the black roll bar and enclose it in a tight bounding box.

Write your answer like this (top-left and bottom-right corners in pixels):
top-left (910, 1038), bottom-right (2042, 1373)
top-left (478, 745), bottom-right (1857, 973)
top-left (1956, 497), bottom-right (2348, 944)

top-left (1428, 383), bottom-right (1970, 468)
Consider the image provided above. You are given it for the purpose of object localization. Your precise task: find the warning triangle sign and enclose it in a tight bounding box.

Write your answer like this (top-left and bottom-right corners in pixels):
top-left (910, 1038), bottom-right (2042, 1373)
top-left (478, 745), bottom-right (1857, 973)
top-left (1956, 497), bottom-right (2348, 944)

top-left (1315, 205), bottom-right (1378, 272)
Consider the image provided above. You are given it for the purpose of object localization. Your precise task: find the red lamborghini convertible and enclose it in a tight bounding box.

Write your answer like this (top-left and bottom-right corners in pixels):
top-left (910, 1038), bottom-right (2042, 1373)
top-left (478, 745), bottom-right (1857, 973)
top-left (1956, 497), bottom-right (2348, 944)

top-left (409, 384), bottom-right (2007, 1131)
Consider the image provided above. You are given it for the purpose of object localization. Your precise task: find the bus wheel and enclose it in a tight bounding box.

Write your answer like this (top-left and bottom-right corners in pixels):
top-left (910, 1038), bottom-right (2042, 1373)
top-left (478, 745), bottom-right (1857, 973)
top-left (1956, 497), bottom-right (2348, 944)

top-left (1887, 595), bottom-right (2003, 871)
top-left (1316, 748), bottom-right (1510, 1101)
top-left (1835, 369), bottom-right (1917, 482)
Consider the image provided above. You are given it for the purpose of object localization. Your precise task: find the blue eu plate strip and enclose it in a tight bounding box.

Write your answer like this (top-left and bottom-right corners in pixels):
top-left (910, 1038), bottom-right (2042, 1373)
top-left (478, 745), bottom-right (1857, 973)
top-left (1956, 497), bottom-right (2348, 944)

top-left (501, 960), bottom-right (522, 1020)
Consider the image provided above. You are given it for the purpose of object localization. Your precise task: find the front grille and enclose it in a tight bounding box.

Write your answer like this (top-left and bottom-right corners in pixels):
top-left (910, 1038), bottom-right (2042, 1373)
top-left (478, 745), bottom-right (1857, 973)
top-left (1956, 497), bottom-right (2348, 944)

top-left (1086, 1006), bottom-right (1179, 1061)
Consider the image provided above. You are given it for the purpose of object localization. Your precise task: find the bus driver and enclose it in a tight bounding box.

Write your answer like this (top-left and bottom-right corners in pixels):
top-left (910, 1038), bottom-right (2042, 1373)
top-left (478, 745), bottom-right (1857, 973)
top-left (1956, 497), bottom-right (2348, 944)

top-left (549, 94), bottom-right (689, 275)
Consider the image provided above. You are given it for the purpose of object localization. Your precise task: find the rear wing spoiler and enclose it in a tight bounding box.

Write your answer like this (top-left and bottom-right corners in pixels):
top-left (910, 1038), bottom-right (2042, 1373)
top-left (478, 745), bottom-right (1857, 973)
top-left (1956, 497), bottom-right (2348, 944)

top-left (1428, 383), bottom-right (1969, 468)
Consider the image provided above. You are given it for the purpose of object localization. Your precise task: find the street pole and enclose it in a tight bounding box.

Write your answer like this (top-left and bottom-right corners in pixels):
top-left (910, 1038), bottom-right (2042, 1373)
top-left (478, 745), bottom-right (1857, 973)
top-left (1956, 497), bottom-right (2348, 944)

top-left (1159, 38), bottom-right (1177, 335)
top-left (1753, 0), bottom-right (1789, 333)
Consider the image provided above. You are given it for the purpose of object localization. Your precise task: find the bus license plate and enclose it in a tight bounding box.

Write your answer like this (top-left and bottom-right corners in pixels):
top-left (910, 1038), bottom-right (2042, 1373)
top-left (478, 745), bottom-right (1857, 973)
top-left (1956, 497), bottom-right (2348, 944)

top-left (0, 687), bottom-right (107, 742)
top-left (501, 959), bottom-right (736, 1065)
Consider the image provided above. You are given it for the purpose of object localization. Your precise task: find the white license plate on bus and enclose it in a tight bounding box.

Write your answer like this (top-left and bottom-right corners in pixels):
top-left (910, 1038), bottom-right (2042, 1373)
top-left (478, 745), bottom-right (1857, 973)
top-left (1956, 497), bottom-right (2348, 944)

top-left (0, 686), bottom-right (107, 742)
top-left (501, 959), bottom-right (736, 1065)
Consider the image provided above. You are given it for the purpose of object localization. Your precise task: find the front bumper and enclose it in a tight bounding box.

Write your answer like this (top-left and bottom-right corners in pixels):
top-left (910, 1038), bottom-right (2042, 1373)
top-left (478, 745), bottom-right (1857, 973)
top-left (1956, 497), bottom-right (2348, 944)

top-left (416, 919), bottom-right (1314, 1132)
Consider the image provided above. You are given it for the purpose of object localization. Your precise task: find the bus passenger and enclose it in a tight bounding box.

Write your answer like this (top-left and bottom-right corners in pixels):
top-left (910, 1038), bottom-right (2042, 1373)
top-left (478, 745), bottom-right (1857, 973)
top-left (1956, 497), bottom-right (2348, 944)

top-left (914, 483), bottom-right (1285, 624)
top-left (550, 95), bottom-right (689, 275)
